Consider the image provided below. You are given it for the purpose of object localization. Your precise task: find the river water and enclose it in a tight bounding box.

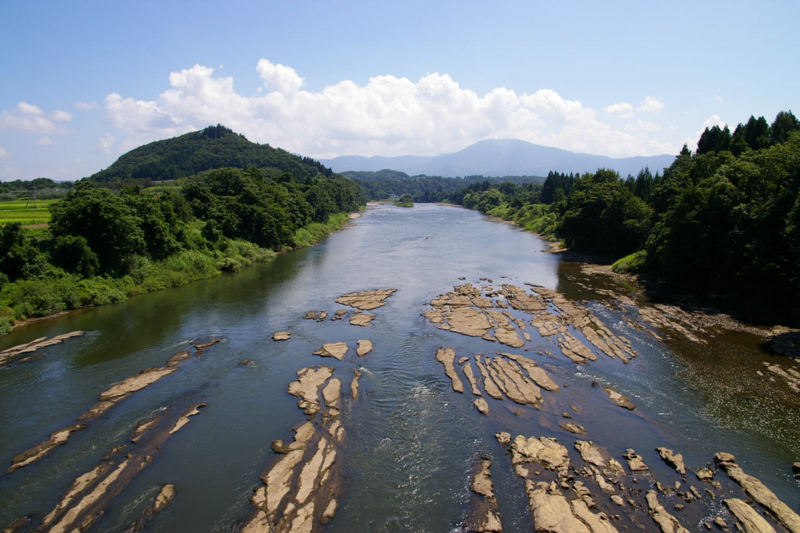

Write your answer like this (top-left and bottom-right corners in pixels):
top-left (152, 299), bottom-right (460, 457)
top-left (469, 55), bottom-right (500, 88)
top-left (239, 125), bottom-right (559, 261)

top-left (0, 203), bottom-right (798, 532)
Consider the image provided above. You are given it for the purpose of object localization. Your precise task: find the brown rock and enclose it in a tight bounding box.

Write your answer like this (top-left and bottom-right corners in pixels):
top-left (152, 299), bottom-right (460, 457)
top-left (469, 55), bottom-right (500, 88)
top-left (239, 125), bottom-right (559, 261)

top-left (646, 490), bottom-right (691, 533)
top-left (351, 370), bottom-right (362, 399)
top-left (474, 398), bottom-right (490, 415)
top-left (356, 340), bottom-right (373, 357)
top-left (656, 447), bottom-right (687, 476)
top-left (724, 498), bottom-right (778, 533)
top-left (313, 342), bottom-right (348, 361)
top-left (436, 347), bottom-right (464, 393)
top-left (560, 422), bottom-right (586, 435)
top-left (6, 424), bottom-right (86, 474)
top-left (336, 289), bottom-right (397, 310)
top-left (603, 386), bottom-right (636, 410)
top-left (272, 331), bottom-right (291, 341)
top-left (349, 312), bottom-right (376, 327)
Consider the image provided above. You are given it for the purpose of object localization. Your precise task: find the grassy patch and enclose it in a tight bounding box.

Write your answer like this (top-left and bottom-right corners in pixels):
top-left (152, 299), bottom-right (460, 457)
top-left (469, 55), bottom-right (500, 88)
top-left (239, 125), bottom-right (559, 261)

top-left (612, 250), bottom-right (647, 274)
top-left (0, 199), bottom-right (57, 225)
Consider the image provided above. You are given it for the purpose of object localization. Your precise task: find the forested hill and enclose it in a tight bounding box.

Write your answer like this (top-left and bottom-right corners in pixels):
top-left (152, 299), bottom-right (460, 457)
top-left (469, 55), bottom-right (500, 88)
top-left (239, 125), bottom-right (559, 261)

top-left (87, 125), bottom-right (332, 182)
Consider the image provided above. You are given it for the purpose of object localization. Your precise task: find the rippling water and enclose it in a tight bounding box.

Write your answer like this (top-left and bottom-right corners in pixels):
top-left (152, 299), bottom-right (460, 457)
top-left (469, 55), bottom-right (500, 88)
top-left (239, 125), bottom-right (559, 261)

top-left (0, 204), bottom-right (797, 532)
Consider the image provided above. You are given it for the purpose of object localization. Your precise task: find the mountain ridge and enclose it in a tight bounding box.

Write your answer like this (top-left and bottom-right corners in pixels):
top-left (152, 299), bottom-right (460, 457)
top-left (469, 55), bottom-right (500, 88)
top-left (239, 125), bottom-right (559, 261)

top-left (320, 138), bottom-right (675, 177)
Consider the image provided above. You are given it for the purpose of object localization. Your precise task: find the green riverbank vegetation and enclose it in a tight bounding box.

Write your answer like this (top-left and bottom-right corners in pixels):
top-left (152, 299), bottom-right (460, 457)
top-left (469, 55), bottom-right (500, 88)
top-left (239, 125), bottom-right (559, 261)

top-left (394, 194), bottom-right (414, 207)
top-left (0, 129), bottom-right (364, 336)
top-left (450, 111), bottom-right (800, 309)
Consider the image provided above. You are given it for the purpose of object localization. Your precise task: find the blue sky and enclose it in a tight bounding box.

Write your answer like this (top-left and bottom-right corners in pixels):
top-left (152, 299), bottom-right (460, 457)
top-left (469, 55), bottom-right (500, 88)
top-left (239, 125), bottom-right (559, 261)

top-left (1, 0), bottom-right (798, 180)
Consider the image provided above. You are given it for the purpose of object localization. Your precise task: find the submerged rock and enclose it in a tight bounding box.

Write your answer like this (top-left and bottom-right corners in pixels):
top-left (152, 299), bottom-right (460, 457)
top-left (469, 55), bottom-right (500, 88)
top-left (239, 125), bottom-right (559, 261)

top-left (602, 386), bottom-right (636, 410)
top-left (351, 370), bottom-right (362, 399)
top-left (313, 343), bottom-right (349, 361)
top-left (336, 289), bottom-right (397, 310)
top-left (356, 340), bottom-right (373, 357)
top-left (273, 332), bottom-right (291, 341)
top-left (559, 422), bottom-right (586, 435)
top-left (126, 484), bottom-right (176, 533)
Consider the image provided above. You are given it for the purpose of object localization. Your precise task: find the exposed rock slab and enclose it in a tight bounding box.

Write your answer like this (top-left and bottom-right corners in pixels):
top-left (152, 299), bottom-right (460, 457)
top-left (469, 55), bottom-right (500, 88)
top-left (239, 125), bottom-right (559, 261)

top-left (718, 456), bottom-right (800, 533)
top-left (510, 436), bottom-right (570, 476)
top-left (356, 340), bottom-right (373, 357)
top-left (498, 353), bottom-right (559, 392)
top-left (303, 311), bottom-right (328, 322)
top-left (273, 332), bottom-right (291, 341)
top-left (724, 498), bottom-right (778, 533)
top-left (313, 343), bottom-right (348, 361)
top-left (466, 459), bottom-right (502, 532)
top-left (0, 331), bottom-right (84, 366)
top-left (623, 449), bottom-right (649, 472)
top-left (99, 367), bottom-right (178, 402)
top-left (560, 422), bottom-right (586, 435)
top-left (288, 367), bottom-right (334, 415)
top-left (646, 490), bottom-right (690, 533)
top-left (602, 386), bottom-right (635, 410)
top-left (349, 312), bottom-right (376, 327)
top-left (436, 347), bottom-right (464, 393)
top-left (351, 370), bottom-right (362, 399)
top-left (474, 398), bottom-right (490, 415)
top-left (656, 448), bottom-right (687, 477)
top-left (6, 424), bottom-right (86, 474)
top-left (336, 289), bottom-right (397, 310)
top-left (462, 360), bottom-right (482, 396)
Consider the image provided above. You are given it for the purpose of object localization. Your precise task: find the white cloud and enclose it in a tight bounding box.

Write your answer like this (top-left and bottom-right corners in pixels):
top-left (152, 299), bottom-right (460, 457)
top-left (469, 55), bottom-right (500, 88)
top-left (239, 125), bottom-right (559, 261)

top-left (713, 95), bottom-right (724, 104)
top-left (637, 96), bottom-right (665, 113)
top-left (604, 102), bottom-right (635, 119)
top-left (0, 147), bottom-right (9, 158)
top-left (95, 133), bottom-right (115, 154)
top-left (102, 61), bottom-right (675, 158)
top-left (0, 102), bottom-right (72, 134)
top-left (625, 120), bottom-right (660, 132)
top-left (703, 115), bottom-right (726, 128)
top-left (74, 101), bottom-right (99, 110)
top-left (36, 136), bottom-right (54, 146)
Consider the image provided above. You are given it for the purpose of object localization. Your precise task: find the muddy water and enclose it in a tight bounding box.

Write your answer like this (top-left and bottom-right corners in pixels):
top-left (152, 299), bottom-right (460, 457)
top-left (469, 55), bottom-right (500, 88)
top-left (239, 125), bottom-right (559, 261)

top-left (0, 203), bottom-right (798, 532)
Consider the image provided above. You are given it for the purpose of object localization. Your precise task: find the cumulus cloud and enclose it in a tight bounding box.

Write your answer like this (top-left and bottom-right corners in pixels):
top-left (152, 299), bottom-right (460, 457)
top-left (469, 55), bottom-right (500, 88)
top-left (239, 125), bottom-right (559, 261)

top-left (0, 147), bottom-right (9, 158)
top-left (0, 102), bottom-right (72, 134)
top-left (36, 136), bottom-right (54, 146)
top-left (95, 133), bottom-right (115, 154)
top-left (637, 96), bottom-right (665, 113)
top-left (703, 115), bottom-right (726, 128)
top-left (102, 60), bottom-right (674, 158)
top-left (604, 102), bottom-right (635, 119)
top-left (74, 101), bottom-right (99, 110)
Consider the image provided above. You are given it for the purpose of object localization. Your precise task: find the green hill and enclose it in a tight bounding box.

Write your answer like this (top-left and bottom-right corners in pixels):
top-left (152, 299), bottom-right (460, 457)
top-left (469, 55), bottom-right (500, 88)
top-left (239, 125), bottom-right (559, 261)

top-left (87, 125), bottom-right (331, 182)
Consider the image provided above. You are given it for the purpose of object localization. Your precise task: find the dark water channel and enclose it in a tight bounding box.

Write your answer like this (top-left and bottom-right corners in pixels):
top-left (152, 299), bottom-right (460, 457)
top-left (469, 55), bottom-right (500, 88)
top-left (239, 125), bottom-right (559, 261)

top-left (0, 204), bottom-right (798, 532)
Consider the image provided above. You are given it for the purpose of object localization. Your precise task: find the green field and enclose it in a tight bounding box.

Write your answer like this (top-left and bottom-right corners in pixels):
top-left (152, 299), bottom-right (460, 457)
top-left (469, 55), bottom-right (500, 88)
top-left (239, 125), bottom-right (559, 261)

top-left (0, 199), bottom-right (57, 225)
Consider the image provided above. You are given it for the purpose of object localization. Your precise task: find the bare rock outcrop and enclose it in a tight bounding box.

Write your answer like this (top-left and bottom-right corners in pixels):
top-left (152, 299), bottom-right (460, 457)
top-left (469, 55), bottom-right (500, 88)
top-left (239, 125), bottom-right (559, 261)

top-left (602, 386), bottom-right (636, 410)
top-left (436, 347), bottom-right (464, 393)
top-left (273, 332), bottom-right (291, 341)
top-left (349, 312), bottom-right (376, 327)
top-left (313, 343), bottom-right (348, 361)
top-left (0, 331), bottom-right (84, 367)
top-left (724, 499), bottom-right (778, 533)
top-left (656, 448), bottom-right (687, 477)
top-left (465, 459), bottom-right (502, 532)
top-left (646, 490), bottom-right (690, 533)
top-left (125, 484), bottom-right (176, 533)
top-left (356, 340), bottom-right (373, 357)
top-left (336, 289), bottom-right (397, 310)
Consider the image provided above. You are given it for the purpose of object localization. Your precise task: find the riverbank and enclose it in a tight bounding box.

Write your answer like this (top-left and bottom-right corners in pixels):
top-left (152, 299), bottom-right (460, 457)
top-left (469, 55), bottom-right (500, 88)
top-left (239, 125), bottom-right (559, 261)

top-left (0, 210), bottom-right (362, 337)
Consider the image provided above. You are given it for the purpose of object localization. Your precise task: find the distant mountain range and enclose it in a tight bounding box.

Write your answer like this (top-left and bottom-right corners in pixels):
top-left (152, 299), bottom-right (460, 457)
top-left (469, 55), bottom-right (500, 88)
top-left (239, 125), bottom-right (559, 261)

top-left (319, 139), bottom-right (675, 178)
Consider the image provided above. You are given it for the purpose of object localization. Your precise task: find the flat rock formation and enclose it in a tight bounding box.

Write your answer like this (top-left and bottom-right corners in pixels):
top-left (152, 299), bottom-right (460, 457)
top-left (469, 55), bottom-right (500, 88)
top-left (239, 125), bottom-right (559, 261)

top-left (6, 350), bottom-right (194, 474)
top-left (303, 311), bottom-right (328, 322)
top-left (288, 367), bottom-right (335, 415)
top-left (656, 448), bottom-right (686, 477)
top-left (0, 331), bottom-right (84, 367)
top-left (313, 343), bottom-right (348, 361)
top-left (35, 402), bottom-right (204, 533)
top-left (436, 347), bottom-right (464, 393)
top-left (331, 309), bottom-right (347, 321)
top-left (335, 289), bottom-right (397, 310)
top-left (717, 454), bottom-right (800, 533)
top-left (349, 312), bottom-right (376, 327)
top-left (424, 283), bottom-right (637, 364)
top-left (646, 490), bottom-right (690, 533)
top-left (273, 332), bottom-right (291, 341)
top-left (356, 340), bottom-right (373, 357)
top-left (602, 386), bottom-right (635, 410)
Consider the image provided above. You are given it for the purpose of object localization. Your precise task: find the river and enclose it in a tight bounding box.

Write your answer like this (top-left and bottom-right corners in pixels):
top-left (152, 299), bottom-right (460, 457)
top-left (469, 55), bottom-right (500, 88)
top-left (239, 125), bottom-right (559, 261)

top-left (0, 203), bottom-right (798, 532)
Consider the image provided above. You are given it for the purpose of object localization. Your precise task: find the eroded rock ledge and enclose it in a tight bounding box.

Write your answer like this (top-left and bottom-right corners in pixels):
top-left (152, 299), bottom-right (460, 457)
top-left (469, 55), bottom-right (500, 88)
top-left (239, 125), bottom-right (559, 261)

top-left (0, 331), bottom-right (84, 367)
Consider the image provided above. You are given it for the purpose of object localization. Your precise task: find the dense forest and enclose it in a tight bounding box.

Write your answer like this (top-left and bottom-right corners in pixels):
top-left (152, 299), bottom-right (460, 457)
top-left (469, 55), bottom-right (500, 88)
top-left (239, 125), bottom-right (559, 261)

top-left (0, 128), bottom-right (364, 335)
top-left (346, 170), bottom-right (545, 202)
top-left (454, 111), bottom-right (800, 309)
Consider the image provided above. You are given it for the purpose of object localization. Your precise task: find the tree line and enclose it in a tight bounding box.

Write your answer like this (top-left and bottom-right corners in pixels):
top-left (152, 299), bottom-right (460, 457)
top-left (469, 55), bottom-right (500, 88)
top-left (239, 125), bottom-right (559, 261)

top-left (450, 111), bottom-right (800, 308)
